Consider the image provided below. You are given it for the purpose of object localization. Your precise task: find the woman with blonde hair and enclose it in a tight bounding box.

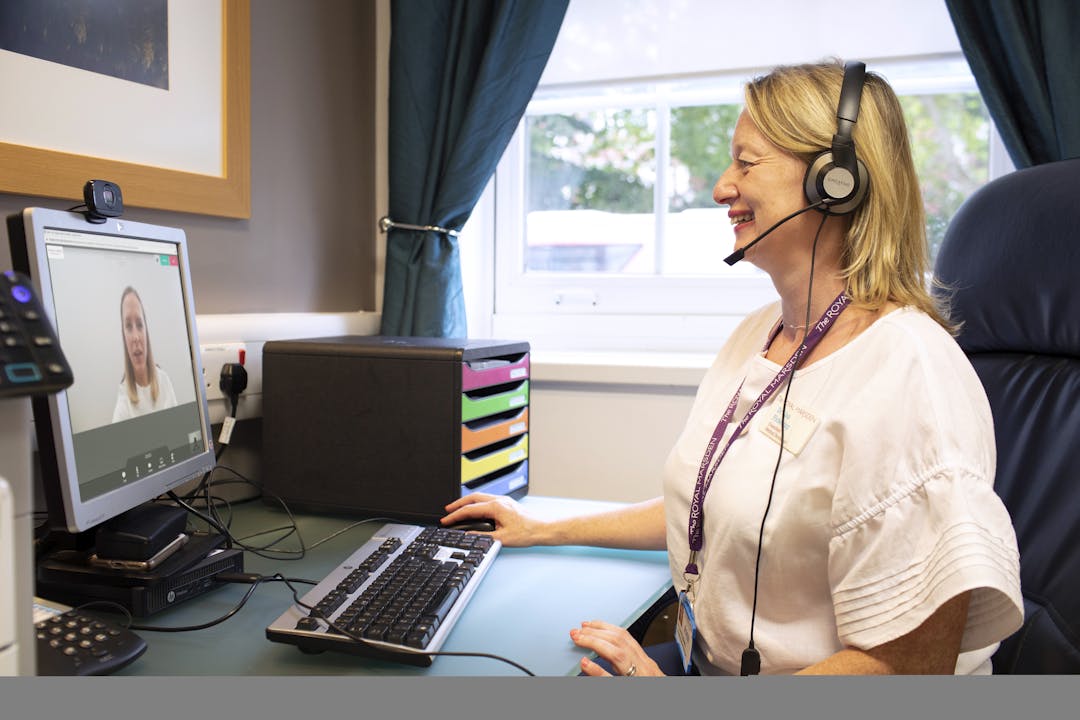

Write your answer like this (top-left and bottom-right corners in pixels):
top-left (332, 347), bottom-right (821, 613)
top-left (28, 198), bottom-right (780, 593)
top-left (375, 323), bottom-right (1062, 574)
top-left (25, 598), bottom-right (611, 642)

top-left (112, 286), bottom-right (177, 421)
top-left (444, 59), bottom-right (1022, 676)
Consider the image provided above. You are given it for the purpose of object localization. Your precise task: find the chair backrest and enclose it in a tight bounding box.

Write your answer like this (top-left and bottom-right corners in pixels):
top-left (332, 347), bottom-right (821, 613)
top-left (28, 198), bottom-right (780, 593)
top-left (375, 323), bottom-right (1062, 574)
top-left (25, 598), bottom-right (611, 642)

top-left (935, 157), bottom-right (1080, 673)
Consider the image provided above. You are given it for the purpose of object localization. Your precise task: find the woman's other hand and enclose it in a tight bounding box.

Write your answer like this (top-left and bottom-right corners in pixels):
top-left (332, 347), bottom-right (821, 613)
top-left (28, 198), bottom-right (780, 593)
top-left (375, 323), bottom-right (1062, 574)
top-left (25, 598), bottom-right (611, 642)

top-left (570, 620), bottom-right (665, 677)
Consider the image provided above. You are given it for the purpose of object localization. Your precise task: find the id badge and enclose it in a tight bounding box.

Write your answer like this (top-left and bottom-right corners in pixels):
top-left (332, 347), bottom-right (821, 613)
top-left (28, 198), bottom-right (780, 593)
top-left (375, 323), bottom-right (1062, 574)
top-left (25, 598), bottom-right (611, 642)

top-left (674, 590), bottom-right (698, 675)
top-left (760, 400), bottom-right (819, 455)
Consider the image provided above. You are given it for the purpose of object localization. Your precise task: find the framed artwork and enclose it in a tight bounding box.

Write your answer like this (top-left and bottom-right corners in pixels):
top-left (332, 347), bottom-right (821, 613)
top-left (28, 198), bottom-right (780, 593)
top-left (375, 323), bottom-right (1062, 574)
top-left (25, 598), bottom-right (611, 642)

top-left (0, 0), bottom-right (250, 218)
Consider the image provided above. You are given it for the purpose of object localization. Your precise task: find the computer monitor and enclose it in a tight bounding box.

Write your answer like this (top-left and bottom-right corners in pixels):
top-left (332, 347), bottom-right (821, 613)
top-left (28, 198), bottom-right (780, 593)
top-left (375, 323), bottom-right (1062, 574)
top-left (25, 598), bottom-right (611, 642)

top-left (6, 207), bottom-right (215, 537)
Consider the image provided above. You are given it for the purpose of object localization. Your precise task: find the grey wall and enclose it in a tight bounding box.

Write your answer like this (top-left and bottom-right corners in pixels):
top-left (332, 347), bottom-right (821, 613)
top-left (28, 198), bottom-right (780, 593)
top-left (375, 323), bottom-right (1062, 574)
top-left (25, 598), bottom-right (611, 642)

top-left (1, 0), bottom-right (378, 315)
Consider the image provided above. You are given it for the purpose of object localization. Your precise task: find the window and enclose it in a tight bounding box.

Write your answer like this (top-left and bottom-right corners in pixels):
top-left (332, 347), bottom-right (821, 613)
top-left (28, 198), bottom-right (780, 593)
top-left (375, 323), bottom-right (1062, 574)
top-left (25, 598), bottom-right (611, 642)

top-left (461, 3), bottom-right (1013, 354)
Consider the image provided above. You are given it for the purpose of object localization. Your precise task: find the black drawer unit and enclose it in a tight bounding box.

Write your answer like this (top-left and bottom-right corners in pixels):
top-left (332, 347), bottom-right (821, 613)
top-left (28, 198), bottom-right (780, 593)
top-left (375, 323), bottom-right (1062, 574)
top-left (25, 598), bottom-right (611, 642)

top-left (261, 336), bottom-right (530, 524)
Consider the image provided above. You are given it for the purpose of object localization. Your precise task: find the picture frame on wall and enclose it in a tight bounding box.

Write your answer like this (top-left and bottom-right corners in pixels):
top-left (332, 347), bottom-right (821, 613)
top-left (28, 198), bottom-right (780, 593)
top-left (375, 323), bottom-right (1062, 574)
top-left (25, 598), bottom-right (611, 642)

top-left (0, 0), bottom-right (250, 218)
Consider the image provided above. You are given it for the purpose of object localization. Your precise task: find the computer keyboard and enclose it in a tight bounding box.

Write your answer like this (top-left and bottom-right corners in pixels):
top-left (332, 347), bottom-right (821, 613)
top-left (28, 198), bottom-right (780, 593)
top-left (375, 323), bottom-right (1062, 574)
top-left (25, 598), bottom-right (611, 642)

top-left (266, 523), bottom-right (500, 667)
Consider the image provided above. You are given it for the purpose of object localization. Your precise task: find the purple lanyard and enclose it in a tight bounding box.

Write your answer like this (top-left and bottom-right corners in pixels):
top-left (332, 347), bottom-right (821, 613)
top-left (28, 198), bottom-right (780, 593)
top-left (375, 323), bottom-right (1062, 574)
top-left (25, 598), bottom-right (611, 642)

top-left (684, 292), bottom-right (850, 576)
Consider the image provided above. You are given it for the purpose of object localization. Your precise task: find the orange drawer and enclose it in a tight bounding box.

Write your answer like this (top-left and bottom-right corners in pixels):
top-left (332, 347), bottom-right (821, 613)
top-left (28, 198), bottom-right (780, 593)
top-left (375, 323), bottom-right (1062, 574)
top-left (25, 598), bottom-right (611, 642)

top-left (461, 407), bottom-right (529, 453)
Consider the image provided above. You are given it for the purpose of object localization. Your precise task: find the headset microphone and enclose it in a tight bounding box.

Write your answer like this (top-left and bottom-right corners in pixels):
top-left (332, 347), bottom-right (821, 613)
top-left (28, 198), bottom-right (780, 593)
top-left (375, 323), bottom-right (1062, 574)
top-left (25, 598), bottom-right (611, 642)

top-left (723, 200), bottom-right (826, 266)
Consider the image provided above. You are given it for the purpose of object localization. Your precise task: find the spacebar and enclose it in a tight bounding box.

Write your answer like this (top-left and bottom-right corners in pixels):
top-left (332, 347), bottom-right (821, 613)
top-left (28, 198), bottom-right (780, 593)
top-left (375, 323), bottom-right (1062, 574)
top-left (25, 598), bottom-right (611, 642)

top-left (423, 584), bottom-right (461, 623)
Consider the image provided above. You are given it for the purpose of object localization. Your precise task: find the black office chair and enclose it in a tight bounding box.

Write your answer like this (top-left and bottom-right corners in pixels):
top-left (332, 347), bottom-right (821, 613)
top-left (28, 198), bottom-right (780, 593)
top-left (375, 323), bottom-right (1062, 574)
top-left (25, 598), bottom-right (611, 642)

top-left (935, 156), bottom-right (1080, 673)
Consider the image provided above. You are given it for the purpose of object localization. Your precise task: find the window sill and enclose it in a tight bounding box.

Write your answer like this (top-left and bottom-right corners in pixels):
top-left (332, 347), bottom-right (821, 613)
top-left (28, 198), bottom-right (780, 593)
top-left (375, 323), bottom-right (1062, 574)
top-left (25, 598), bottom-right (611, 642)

top-left (530, 350), bottom-right (712, 388)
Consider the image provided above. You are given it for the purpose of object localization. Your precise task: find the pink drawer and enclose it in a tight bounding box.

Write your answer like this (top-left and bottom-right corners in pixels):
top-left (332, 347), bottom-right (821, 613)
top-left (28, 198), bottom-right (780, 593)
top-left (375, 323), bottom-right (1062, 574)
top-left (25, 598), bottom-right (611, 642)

top-left (461, 353), bottom-right (529, 392)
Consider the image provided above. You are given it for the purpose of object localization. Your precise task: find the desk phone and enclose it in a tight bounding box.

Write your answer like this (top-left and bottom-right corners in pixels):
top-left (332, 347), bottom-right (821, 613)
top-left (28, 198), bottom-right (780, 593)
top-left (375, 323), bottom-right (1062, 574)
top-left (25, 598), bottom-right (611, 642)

top-left (0, 270), bottom-right (73, 398)
top-left (33, 597), bottom-right (147, 676)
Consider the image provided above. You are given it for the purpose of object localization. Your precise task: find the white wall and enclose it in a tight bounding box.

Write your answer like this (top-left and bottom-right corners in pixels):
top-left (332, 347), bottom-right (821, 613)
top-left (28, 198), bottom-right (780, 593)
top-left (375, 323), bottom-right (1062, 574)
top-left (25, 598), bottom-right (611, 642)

top-left (527, 354), bottom-right (706, 503)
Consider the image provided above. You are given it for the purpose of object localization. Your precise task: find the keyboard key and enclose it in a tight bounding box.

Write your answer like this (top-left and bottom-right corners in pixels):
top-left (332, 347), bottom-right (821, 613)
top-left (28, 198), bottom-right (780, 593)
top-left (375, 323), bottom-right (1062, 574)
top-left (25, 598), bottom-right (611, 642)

top-left (295, 616), bottom-right (320, 631)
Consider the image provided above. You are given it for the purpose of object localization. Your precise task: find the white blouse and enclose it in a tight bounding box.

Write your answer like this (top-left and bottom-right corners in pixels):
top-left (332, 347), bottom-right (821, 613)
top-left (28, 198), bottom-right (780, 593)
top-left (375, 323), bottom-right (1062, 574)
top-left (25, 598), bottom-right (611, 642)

top-left (662, 302), bottom-right (1023, 674)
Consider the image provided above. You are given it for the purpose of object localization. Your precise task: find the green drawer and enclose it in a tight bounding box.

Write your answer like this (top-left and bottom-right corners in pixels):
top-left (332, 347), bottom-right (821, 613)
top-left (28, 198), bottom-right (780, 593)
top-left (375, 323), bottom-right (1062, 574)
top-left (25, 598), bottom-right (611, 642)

top-left (461, 380), bottom-right (529, 423)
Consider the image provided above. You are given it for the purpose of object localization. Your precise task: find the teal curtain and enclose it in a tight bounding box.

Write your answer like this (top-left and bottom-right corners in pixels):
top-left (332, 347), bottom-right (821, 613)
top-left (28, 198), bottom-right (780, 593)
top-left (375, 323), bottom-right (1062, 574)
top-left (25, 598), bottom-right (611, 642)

top-left (380, 0), bottom-right (569, 337)
top-left (945, 0), bottom-right (1080, 168)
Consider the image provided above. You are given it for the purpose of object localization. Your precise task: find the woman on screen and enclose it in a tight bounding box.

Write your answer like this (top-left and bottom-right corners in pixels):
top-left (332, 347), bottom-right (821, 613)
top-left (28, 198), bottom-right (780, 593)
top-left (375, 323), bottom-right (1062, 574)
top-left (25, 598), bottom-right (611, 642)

top-left (112, 286), bottom-right (178, 421)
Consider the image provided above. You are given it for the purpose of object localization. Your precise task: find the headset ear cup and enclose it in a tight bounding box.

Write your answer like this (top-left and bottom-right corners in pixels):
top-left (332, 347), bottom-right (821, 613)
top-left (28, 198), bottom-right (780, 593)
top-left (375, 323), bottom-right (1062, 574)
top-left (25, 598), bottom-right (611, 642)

top-left (803, 152), bottom-right (869, 215)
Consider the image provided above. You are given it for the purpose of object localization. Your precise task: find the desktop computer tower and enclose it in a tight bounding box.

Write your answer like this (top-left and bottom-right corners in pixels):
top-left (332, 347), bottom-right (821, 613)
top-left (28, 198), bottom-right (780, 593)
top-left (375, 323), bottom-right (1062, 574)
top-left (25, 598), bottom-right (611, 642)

top-left (260, 336), bottom-right (530, 524)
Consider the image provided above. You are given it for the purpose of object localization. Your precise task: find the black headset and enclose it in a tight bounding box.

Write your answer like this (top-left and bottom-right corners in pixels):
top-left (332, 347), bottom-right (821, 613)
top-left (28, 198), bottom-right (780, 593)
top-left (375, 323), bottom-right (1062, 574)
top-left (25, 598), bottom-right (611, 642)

top-left (803, 61), bottom-right (870, 215)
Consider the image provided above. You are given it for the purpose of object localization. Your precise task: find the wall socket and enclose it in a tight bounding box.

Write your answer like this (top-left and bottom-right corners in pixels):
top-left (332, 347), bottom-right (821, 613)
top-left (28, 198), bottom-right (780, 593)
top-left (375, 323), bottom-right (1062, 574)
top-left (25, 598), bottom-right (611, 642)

top-left (201, 342), bottom-right (247, 402)
top-left (200, 341), bottom-right (266, 425)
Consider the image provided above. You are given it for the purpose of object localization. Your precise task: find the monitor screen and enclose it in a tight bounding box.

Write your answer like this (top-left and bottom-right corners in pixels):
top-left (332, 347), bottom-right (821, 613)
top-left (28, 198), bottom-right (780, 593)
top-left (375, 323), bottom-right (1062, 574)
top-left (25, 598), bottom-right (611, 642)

top-left (7, 207), bottom-right (214, 535)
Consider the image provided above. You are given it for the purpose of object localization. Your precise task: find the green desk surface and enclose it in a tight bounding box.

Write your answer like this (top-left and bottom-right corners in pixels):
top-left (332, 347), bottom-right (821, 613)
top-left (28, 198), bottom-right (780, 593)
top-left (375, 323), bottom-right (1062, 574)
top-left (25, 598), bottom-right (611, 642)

top-left (113, 495), bottom-right (672, 676)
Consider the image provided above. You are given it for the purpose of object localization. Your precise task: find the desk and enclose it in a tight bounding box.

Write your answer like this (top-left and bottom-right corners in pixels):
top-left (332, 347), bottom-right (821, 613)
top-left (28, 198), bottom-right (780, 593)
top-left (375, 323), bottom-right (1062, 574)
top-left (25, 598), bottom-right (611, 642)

top-left (111, 496), bottom-right (672, 676)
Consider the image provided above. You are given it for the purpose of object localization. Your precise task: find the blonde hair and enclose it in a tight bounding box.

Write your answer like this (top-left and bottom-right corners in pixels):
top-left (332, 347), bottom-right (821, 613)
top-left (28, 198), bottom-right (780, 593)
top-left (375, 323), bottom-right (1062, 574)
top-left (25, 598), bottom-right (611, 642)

top-left (120, 286), bottom-right (160, 405)
top-left (743, 60), bottom-right (955, 332)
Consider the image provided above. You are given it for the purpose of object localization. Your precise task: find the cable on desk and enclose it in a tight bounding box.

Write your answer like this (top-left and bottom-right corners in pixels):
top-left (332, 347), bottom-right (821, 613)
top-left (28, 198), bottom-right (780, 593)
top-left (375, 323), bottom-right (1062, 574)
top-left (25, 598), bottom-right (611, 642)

top-left (72, 600), bottom-right (136, 629)
top-left (129, 580), bottom-right (261, 632)
top-left (64, 576), bottom-right (317, 635)
top-left (124, 574), bottom-right (316, 633)
top-left (281, 578), bottom-right (537, 677)
top-left (166, 491), bottom-right (233, 549)
top-left (165, 465), bottom-right (305, 559)
top-left (168, 464), bottom-right (396, 561)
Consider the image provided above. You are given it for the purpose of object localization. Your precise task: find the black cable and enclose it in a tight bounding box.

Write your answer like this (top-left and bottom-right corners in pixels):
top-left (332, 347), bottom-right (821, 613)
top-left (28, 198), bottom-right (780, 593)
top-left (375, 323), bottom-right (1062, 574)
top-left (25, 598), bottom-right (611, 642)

top-left (203, 466), bottom-right (239, 550)
top-left (743, 211), bottom-right (830, 676)
top-left (203, 468), bottom-right (389, 558)
top-left (71, 600), bottom-right (136, 629)
top-left (71, 575), bottom-right (316, 634)
top-left (127, 579), bottom-right (265, 632)
top-left (208, 484), bottom-right (233, 532)
top-left (166, 465), bottom-right (390, 561)
top-left (166, 490), bottom-right (233, 549)
top-left (169, 483), bottom-right (297, 560)
top-left (202, 468), bottom-right (310, 560)
top-left (168, 467), bottom-right (256, 544)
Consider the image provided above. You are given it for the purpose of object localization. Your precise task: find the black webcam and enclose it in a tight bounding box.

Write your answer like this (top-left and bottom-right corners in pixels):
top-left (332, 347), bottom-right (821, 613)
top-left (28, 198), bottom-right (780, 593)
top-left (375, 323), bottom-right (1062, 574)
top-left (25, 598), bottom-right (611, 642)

top-left (83, 179), bottom-right (124, 223)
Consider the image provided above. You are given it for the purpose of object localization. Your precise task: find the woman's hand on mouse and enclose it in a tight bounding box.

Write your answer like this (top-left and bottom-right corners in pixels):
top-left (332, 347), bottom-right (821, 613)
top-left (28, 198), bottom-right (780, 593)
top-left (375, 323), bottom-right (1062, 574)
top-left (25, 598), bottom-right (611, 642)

top-left (442, 493), bottom-right (545, 547)
top-left (570, 620), bottom-right (664, 677)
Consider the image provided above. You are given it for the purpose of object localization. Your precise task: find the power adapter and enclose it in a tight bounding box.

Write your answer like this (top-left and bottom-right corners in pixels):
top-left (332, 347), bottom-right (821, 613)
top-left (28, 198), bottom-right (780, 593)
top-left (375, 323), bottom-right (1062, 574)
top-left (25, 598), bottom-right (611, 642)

top-left (219, 362), bottom-right (248, 398)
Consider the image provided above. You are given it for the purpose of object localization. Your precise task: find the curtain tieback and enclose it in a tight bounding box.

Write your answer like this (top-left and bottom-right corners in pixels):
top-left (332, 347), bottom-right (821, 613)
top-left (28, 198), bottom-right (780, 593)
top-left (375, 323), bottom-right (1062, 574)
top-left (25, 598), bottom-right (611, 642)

top-left (379, 216), bottom-right (460, 238)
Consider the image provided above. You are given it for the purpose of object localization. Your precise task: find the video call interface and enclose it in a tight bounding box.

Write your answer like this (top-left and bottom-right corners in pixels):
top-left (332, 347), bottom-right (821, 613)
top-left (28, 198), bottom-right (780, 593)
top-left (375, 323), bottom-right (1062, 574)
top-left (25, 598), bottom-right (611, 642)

top-left (41, 227), bottom-right (208, 503)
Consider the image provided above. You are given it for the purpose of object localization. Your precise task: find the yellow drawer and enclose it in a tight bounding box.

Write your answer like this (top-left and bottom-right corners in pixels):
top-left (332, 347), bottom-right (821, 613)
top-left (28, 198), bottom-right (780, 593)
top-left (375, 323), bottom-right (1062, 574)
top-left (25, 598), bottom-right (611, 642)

top-left (460, 434), bottom-right (529, 484)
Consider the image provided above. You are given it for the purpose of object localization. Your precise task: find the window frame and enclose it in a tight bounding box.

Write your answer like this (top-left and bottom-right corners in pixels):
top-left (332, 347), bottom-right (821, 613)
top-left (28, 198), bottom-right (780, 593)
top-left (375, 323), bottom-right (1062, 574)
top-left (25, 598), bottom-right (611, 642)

top-left (468, 55), bottom-right (1012, 354)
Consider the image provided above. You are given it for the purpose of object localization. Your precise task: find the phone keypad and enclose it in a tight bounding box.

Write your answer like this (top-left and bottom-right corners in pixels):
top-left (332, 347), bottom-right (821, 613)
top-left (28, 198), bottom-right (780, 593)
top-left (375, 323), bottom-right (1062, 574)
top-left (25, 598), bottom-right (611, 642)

top-left (35, 608), bottom-right (147, 676)
top-left (0, 270), bottom-right (73, 398)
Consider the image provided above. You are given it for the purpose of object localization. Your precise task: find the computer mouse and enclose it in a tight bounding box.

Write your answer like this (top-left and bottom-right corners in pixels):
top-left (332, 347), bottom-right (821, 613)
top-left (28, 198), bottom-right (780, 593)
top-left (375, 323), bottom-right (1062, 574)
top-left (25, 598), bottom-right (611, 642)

top-left (446, 518), bottom-right (496, 533)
